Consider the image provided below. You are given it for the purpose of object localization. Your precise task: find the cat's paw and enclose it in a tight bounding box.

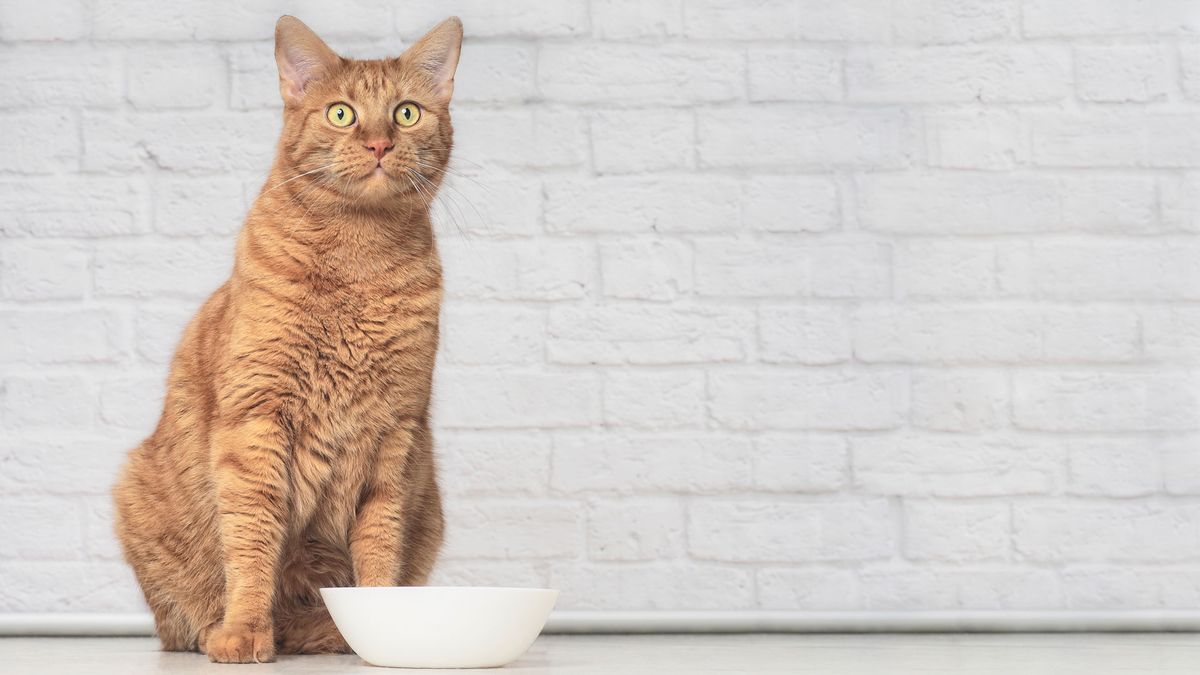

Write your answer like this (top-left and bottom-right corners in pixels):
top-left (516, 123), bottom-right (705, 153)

top-left (196, 621), bottom-right (220, 654)
top-left (205, 622), bottom-right (275, 663)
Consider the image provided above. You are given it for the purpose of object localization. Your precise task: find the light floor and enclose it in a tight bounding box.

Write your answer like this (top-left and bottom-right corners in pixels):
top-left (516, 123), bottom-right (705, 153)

top-left (4, 634), bottom-right (1200, 674)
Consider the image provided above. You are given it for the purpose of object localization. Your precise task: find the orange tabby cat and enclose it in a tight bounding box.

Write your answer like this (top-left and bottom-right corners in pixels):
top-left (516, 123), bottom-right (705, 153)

top-left (112, 15), bottom-right (461, 663)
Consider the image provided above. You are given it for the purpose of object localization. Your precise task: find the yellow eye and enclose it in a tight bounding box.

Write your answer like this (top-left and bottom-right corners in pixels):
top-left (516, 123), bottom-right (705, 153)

top-left (326, 103), bottom-right (356, 128)
top-left (394, 102), bottom-right (420, 127)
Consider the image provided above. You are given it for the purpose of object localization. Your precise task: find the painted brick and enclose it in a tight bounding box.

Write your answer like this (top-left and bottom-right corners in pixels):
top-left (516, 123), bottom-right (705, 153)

top-left (743, 177), bottom-right (840, 233)
top-left (910, 370), bottom-right (1008, 432)
top-left (437, 432), bottom-right (552, 496)
top-left (0, 497), bottom-right (83, 559)
top-left (1030, 112), bottom-right (1200, 168)
top-left (859, 175), bottom-right (1157, 234)
top-left (395, 1), bottom-right (589, 38)
top-left (441, 499), bottom-right (581, 559)
top-left (709, 369), bottom-right (908, 431)
top-left (893, 0), bottom-right (1017, 44)
top-left (847, 46), bottom-right (1071, 103)
top-left (455, 43), bottom-right (537, 104)
top-left (0, 178), bottom-right (146, 238)
top-left (752, 435), bottom-right (848, 492)
top-left (0, 309), bottom-right (129, 365)
top-left (0, 561), bottom-right (145, 612)
top-left (758, 305), bottom-right (852, 365)
top-left (547, 305), bottom-right (752, 365)
top-left (903, 501), bottom-right (1011, 562)
top-left (600, 238), bottom-right (693, 301)
top-left (1014, 371), bottom-right (1200, 432)
top-left (925, 109), bottom-right (1022, 170)
top-left (0, 242), bottom-right (89, 301)
top-left (552, 434), bottom-right (753, 493)
top-left (853, 435), bottom-right (1063, 497)
top-left (83, 112), bottom-right (280, 172)
top-left (895, 241), bottom-right (1028, 299)
top-left (0, 108), bottom-right (78, 174)
top-left (539, 44), bottom-right (742, 104)
top-left (0, 0), bottom-right (86, 40)
top-left (698, 107), bottom-right (913, 169)
top-left (441, 240), bottom-right (595, 301)
top-left (1076, 45), bottom-right (1169, 102)
top-left (435, 369), bottom-right (601, 429)
top-left (590, 109), bottom-right (695, 174)
top-left (591, 0), bottom-right (682, 39)
top-left (603, 370), bottom-right (706, 429)
top-left (154, 176), bottom-right (247, 237)
top-left (0, 435), bottom-right (128, 496)
top-left (440, 304), bottom-right (544, 365)
top-left (748, 47), bottom-right (842, 102)
top-left (2, 376), bottom-right (96, 430)
top-left (127, 46), bottom-right (224, 110)
top-left (688, 499), bottom-right (894, 562)
top-left (695, 240), bottom-right (889, 299)
top-left (586, 498), bottom-right (685, 561)
top-left (683, 0), bottom-right (891, 41)
top-left (1022, 0), bottom-right (1200, 37)
top-left (757, 569), bottom-right (860, 610)
top-left (1163, 438), bottom-right (1200, 495)
top-left (1014, 501), bottom-right (1200, 562)
top-left (550, 562), bottom-right (753, 610)
top-left (853, 307), bottom-right (1139, 363)
top-left (1067, 440), bottom-right (1162, 497)
top-left (94, 241), bottom-right (232, 300)
top-left (860, 568), bottom-right (1061, 610)
top-left (0, 45), bottom-right (122, 107)
top-left (545, 176), bottom-right (739, 233)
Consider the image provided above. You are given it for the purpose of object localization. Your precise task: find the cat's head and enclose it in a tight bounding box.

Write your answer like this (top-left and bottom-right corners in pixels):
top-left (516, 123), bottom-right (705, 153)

top-left (272, 15), bottom-right (462, 208)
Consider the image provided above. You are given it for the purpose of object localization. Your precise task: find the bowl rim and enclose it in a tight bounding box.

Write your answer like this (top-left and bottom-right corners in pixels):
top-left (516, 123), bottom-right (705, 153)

top-left (319, 585), bottom-right (558, 593)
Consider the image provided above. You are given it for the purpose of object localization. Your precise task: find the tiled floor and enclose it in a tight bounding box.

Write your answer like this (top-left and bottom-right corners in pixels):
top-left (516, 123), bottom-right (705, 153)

top-left (4, 634), bottom-right (1200, 674)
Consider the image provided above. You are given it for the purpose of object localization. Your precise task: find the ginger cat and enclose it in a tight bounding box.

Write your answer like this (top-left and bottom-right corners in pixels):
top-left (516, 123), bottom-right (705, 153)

top-left (112, 16), bottom-right (461, 663)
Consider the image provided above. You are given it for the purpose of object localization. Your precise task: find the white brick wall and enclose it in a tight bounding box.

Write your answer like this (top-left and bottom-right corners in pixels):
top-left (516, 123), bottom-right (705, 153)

top-left (3, 0), bottom-right (1200, 615)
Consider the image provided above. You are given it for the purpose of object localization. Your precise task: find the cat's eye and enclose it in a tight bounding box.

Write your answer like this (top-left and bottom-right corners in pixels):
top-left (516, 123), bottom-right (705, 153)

top-left (393, 102), bottom-right (421, 127)
top-left (326, 103), bottom-right (356, 128)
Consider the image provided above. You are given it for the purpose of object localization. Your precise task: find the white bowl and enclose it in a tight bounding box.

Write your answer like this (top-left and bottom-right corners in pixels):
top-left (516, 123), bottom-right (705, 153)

top-left (320, 586), bottom-right (558, 668)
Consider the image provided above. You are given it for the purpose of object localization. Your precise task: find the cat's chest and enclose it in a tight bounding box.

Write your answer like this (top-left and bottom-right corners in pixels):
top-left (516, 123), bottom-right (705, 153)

top-left (290, 290), bottom-right (438, 417)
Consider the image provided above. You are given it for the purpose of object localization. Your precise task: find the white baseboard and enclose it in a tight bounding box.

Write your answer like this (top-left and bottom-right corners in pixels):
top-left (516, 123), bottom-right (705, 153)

top-left (4, 610), bottom-right (1200, 636)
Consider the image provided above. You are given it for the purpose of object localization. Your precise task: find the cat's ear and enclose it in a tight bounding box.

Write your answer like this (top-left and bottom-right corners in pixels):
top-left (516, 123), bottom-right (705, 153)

top-left (274, 16), bottom-right (341, 106)
top-left (400, 17), bottom-right (463, 102)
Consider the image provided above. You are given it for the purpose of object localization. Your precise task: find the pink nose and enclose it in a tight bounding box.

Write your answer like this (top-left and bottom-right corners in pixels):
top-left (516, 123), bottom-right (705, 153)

top-left (365, 139), bottom-right (393, 160)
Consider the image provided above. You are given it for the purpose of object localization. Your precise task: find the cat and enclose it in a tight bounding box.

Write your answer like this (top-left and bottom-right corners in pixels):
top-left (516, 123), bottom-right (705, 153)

top-left (112, 15), bottom-right (461, 663)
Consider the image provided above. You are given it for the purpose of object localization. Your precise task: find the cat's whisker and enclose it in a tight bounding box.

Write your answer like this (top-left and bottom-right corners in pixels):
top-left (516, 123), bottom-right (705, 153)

top-left (407, 169), bottom-right (469, 242)
top-left (414, 168), bottom-right (489, 238)
top-left (413, 160), bottom-right (495, 196)
top-left (261, 162), bottom-right (338, 196)
top-left (262, 172), bottom-right (338, 220)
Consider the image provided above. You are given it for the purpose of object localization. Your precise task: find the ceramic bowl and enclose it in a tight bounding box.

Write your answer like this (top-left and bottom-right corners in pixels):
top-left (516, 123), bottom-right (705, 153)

top-left (320, 586), bottom-right (558, 668)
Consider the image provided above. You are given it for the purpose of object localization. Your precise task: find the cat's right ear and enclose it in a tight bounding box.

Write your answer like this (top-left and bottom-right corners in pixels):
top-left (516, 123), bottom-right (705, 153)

top-left (274, 16), bottom-right (341, 106)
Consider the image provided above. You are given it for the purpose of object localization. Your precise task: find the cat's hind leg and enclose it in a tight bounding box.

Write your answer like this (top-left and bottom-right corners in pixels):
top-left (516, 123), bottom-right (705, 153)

top-left (275, 603), bottom-right (351, 655)
top-left (113, 442), bottom-right (225, 653)
top-left (274, 540), bottom-right (353, 654)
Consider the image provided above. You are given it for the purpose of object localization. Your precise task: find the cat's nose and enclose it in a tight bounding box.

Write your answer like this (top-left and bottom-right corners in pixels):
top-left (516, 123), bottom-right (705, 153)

top-left (364, 139), bottom-right (394, 161)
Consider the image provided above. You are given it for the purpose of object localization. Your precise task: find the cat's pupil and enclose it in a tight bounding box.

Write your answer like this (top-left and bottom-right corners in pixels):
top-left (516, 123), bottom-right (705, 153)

top-left (337, 109), bottom-right (344, 119)
top-left (402, 109), bottom-right (410, 119)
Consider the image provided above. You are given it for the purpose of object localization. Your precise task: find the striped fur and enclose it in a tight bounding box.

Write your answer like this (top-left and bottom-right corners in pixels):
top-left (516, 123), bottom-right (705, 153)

top-left (112, 16), bottom-right (462, 663)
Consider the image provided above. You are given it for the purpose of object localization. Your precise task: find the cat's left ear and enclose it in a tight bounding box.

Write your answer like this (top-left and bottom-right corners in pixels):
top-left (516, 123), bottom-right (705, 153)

top-left (401, 17), bottom-right (463, 103)
top-left (275, 16), bottom-right (341, 106)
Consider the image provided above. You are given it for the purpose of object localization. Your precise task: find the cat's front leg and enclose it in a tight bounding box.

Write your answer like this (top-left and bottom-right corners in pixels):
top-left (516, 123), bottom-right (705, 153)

top-left (350, 421), bottom-right (421, 586)
top-left (207, 415), bottom-right (291, 663)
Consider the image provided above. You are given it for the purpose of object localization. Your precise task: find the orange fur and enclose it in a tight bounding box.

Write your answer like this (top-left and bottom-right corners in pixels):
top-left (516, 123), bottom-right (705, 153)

top-left (112, 16), bottom-right (462, 663)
